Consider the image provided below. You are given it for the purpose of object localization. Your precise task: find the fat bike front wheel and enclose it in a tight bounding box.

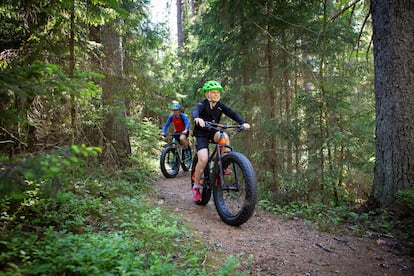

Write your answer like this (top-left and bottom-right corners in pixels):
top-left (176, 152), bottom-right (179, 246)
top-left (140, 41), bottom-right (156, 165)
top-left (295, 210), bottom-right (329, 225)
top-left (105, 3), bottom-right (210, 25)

top-left (160, 147), bottom-right (179, 178)
top-left (213, 152), bottom-right (258, 226)
top-left (181, 148), bottom-right (192, 172)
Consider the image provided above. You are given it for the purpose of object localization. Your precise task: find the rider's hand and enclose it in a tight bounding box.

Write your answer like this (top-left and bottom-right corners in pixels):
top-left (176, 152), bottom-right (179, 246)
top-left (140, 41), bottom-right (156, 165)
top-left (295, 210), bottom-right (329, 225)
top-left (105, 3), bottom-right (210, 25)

top-left (242, 123), bottom-right (250, 130)
top-left (194, 118), bottom-right (205, 128)
top-left (182, 130), bottom-right (188, 134)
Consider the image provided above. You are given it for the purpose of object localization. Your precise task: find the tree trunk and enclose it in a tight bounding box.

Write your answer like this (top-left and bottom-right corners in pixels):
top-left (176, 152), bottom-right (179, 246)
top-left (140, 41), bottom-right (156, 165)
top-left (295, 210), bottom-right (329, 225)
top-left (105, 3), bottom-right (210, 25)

top-left (69, 0), bottom-right (76, 145)
top-left (190, 0), bottom-right (195, 16)
top-left (176, 0), bottom-right (183, 48)
top-left (282, 30), bottom-right (292, 175)
top-left (371, 0), bottom-right (414, 207)
top-left (101, 22), bottom-right (131, 168)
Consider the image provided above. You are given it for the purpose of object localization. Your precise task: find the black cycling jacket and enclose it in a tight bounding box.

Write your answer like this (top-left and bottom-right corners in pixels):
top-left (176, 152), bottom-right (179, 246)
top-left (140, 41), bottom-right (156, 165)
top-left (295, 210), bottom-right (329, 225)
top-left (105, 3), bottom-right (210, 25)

top-left (192, 98), bottom-right (245, 136)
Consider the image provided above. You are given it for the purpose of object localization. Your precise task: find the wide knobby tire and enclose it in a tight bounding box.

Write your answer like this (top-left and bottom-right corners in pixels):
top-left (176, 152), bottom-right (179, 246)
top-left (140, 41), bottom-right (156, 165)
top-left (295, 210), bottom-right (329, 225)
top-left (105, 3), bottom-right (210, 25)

top-left (212, 152), bottom-right (258, 226)
top-left (190, 154), bottom-right (212, 205)
top-left (181, 148), bottom-right (192, 172)
top-left (160, 147), bottom-right (179, 178)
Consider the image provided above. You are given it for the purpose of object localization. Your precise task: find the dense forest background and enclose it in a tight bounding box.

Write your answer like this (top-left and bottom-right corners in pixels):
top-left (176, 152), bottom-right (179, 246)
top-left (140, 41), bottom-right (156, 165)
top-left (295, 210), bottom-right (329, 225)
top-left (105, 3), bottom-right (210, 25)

top-left (0, 0), bottom-right (377, 204)
top-left (0, 0), bottom-right (413, 273)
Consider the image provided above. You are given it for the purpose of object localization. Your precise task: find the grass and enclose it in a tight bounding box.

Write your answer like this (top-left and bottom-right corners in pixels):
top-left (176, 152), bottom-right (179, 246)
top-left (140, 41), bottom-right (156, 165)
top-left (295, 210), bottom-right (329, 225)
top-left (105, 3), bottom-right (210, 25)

top-left (2, 141), bottom-right (412, 274)
top-left (0, 146), bottom-right (246, 275)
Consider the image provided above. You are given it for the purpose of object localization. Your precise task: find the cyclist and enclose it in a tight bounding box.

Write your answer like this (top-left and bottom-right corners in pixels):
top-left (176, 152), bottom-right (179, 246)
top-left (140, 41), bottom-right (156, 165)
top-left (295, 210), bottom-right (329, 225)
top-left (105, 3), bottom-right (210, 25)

top-left (161, 103), bottom-right (191, 154)
top-left (191, 80), bottom-right (250, 202)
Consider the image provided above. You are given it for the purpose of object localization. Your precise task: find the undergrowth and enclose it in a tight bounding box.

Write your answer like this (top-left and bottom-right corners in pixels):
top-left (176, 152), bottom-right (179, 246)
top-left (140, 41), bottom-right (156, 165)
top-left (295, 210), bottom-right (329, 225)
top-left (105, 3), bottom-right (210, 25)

top-left (0, 145), bottom-right (245, 275)
top-left (259, 190), bottom-right (414, 256)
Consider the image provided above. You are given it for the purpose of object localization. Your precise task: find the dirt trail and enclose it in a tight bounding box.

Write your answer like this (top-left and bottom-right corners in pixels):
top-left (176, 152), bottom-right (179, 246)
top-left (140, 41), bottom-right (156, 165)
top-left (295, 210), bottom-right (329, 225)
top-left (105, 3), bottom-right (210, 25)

top-left (155, 171), bottom-right (413, 275)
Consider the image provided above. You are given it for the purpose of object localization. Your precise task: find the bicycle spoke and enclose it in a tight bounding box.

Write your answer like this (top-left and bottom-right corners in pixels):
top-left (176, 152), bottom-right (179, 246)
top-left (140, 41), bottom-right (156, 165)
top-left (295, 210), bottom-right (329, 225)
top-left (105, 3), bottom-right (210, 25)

top-left (160, 147), bottom-right (179, 178)
top-left (220, 163), bottom-right (246, 215)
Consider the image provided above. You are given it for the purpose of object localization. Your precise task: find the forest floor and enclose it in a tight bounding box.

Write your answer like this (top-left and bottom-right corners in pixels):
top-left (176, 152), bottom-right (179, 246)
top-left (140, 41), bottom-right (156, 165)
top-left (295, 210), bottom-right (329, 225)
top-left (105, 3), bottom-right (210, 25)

top-left (154, 171), bottom-right (413, 275)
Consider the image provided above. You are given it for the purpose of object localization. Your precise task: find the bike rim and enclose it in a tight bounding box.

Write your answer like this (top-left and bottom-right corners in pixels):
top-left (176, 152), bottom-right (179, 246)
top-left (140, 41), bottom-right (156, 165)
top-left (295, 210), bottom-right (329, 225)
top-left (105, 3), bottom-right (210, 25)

top-left (166, 150), bottom-right (179, 174)
top-left (216, 162), bottom-right (246, 217)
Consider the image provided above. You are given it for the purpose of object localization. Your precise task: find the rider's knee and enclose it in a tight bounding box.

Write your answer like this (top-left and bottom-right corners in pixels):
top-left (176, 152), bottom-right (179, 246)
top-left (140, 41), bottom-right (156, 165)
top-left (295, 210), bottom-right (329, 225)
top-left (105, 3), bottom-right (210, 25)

top-left (197, 150), bottom-right (208, 164)
top-left (198, 156), bottom-right (208, 165)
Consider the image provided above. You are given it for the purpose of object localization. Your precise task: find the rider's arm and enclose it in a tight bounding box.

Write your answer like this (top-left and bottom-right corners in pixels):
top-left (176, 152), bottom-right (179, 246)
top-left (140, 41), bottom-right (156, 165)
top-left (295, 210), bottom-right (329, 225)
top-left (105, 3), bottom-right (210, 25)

top-left (192, 100), bottom-right (203, 120)
top-left (219, 102), bottom-right (246, 125)
top-left (181, 113), bottom-right (191, 132)
top-left (192, 100), bottom-right (206, 128)
top-left (161, 115), bottom-right (173, 134)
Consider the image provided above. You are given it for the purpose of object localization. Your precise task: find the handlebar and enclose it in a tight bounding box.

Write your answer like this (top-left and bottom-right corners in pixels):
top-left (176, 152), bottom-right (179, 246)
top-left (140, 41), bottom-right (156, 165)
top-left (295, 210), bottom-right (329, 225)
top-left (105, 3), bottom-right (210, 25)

top-left (204, 121), bottom-right (245, 132)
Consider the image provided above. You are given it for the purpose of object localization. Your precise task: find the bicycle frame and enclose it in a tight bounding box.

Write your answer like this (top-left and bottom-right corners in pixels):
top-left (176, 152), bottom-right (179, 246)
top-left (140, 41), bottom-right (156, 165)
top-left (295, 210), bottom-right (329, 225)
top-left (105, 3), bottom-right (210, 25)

top-left (191, 121), bottom-right (257, 226)
top-left (203, 122), bottom-right (242, 188)
top-left (165, 133), bottom-right (185, 161)
top-left (160, 133), bottom-right (192, 178)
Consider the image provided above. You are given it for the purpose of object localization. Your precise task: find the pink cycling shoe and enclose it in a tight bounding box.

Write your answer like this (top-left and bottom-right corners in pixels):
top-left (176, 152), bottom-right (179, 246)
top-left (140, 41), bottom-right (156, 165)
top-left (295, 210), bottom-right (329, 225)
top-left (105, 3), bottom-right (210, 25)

top-left (192, 186), bottom-right (201, 202)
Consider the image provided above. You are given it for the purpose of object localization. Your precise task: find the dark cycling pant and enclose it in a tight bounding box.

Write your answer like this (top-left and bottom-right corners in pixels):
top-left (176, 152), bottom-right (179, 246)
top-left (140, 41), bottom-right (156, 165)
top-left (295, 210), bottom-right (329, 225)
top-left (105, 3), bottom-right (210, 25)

top-left (173, 132), bottom-right (189, 146)
top-left (195, 132), bottom-right (215, 151)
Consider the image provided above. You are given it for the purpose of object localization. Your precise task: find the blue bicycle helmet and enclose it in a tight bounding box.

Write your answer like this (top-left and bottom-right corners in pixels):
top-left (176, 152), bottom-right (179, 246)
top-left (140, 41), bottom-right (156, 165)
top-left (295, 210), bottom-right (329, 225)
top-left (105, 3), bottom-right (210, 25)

top-left (171, 103), bottom-right (181, 110)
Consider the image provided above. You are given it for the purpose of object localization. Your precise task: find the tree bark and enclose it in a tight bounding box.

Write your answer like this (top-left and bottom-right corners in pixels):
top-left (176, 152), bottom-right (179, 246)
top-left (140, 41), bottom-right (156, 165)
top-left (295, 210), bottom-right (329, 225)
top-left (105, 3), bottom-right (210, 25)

top-left (371, 0), bottom-right (414, 207)
top-left (69, 0), bottom-right (76, 145)
top-left (101, 22), bottom-right (131, 167)
top-left (176, 0), bottom-right (183, 48)
top-left (282, 30), bottom-right (292, 175)
top-left (266, 23), bottom-right (280, 194)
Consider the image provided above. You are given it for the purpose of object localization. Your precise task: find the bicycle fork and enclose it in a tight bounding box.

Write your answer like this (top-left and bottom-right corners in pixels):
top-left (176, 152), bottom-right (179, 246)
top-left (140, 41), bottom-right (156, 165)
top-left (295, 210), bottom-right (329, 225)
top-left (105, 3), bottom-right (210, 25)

top-left (215, 147), bottom-right (242, 192)
top-left (214, 137), bottom-right (228, 187)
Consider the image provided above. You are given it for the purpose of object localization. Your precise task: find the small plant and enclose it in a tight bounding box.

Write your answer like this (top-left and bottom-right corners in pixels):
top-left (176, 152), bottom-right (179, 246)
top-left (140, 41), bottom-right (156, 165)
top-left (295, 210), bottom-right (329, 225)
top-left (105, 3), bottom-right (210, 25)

top-left (0, 117), bottom-right (246, 275)
top-left (394, 189), bottom-right (414, 216)
top-left (0, 157), bottom-right (243, 275)
top-left (257, 199), bottom-right (410, 240)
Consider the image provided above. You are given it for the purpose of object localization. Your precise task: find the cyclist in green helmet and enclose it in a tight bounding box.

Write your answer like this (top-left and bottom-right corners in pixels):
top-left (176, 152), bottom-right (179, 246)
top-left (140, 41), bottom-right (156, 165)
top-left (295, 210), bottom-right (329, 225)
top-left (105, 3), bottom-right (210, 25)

top-left (191, 80), bottom-right (250, 203)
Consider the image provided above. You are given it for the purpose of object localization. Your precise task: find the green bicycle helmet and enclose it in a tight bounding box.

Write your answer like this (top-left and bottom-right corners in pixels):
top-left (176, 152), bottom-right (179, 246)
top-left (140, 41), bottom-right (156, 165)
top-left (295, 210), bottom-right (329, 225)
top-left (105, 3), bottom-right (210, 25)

top-left (171, 103), bottom-right (181, 110)
top-left (202, 80), bottom-right (223, 93)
